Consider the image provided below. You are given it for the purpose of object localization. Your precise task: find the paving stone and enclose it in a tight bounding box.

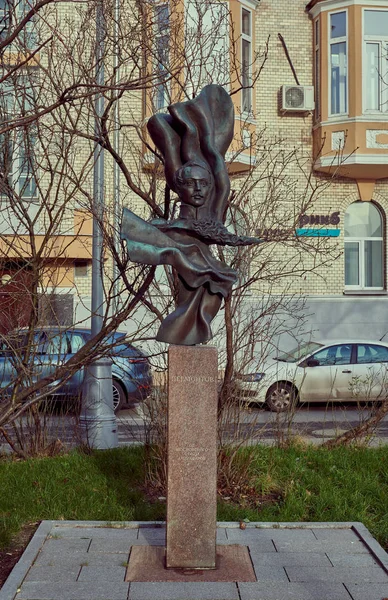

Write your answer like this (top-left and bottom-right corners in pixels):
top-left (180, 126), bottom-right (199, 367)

top-left (238, 581), bottom-right (352, 600)
top-left (132, 539), bottom-right (164, 546)
top-left (227, 528), bottom-right (318, 550)
top-left (51, 527), bottom-right (139, 541)
top-left (326, 552), bottom-right (380, 567)
top-left (265, 530), bottom-right (318, 542)
top-left (228, 528), bottom-right (315, 540)
top-left (128, 582), bottom-right (239, 600)
top-left (137, 528), bottom-right (165, 539)
top-left (88, 538), bottom-right (133, 553)
top-left (225, 532), bottom-right (276, 551)
top-left (33, 540), bottom-right (92, 565)
top-left (216, 529), bottom-right (228, 543)
top-left (311, 528), bottom-right (360, 542)
top-left (273, 538), bottom-right (369, 553)
top-left (77, 566), bottom-right (127, 582)
top-left (220, 532), bottom-right (245, 545)
top-left (225, 529), bottom-right (265, 543)
top-left (345, 583), bottom-right (388, 600)
top-left (252, 566), bottom-right (288, 582)
top-left (136, 529), bottom-right (165, 545)
top-left (247, 539), bottom-right (277, 552)
top-left (265, 522), bottom-right (355, 529)
top-left (353, 523), bottom-right (388, 569)
top-left (16, 581), bottom-right (130, 600)
top-left (33, 550), bottom-right (128, 568)
top-left (50, 521), bottom-right (141, 528)
top-left (286, 566), bottom-right (388, 584)
top-left (24, 567), bottom-right (80, 583)
top-left (249, 551), bottom-right (332, 568)
top-left (40, 538), bottom-right (91, 553)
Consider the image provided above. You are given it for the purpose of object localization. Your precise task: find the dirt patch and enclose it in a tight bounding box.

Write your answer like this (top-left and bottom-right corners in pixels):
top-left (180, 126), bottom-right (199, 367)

top-left (143, 480), bottom-right (283, 512)
top-left (0, 523), bottom-right (39, 590)
top-left (218, 486), bottom-right (283, 510)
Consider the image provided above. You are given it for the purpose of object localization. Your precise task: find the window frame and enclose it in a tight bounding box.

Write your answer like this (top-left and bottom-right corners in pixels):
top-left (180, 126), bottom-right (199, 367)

top-left (328, 8), bottom-right (348, 117)
top-left (344, 202), bottom-right (384, 292)
top-left (153, 1), bottom-right (170, 111)
top-left (362, 7), bottom-right (388, 115)
top-left (241, 3), bottom-right (253, 115)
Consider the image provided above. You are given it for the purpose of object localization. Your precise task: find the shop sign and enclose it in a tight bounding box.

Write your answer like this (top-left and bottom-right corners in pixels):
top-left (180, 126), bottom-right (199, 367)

top-left (297, 211), bottom-right (340, 237)
top-left (256, 212), bottom-right (341, 239)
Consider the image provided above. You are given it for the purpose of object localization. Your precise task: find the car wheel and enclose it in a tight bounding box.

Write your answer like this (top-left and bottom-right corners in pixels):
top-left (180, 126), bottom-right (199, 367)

top-left (266, 382), bottom-right (297, 412)
top-left (112, 379), bottom-right (126, 413)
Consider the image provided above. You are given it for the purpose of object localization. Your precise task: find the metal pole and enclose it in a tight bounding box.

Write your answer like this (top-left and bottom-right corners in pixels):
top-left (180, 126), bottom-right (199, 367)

top-left (80, 0), bottom-right (118, 449)
top-left (112, 0), bottom-right (120, 314)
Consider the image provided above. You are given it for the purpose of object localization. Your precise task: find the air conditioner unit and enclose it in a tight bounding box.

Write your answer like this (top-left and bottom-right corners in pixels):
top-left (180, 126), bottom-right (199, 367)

top-left (281, 85), bottom-right (315, 112)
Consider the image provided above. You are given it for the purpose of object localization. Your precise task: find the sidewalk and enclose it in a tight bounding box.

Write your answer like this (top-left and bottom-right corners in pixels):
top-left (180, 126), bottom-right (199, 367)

top-left (1, 521), bottom-right (388, 600)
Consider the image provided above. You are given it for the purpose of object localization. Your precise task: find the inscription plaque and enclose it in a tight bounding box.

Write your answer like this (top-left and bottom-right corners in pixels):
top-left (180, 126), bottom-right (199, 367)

top-left (166, 345), bottom-right (218, 569)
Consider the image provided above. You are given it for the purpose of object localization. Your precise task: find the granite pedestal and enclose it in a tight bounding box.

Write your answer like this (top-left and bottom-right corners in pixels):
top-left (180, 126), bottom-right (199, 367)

top-left (166, 345), bottom-right (218, 569)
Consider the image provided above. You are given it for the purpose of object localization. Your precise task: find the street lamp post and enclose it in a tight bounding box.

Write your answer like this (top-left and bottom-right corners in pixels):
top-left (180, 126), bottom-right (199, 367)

top-left (79, 0), bottom-right (118, 449)
top-left (112, 0), bottom-right (120, 314)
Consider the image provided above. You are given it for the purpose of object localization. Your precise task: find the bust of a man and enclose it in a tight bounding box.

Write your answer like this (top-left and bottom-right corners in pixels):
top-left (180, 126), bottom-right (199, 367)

top-left (174, 161), bottom-right (214, 221)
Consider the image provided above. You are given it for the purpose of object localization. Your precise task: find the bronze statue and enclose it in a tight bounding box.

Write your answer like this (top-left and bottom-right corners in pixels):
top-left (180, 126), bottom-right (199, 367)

top-left (121, 85), bottom-right (259, 346)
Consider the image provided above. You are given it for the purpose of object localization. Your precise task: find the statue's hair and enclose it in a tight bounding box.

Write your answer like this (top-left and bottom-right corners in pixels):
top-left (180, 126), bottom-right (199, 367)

top-left (174, 160), bottom-right (214, 190)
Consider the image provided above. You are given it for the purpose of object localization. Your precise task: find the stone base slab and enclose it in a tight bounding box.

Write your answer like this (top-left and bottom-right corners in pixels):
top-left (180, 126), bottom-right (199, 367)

top-left (2, 522), bottom-right (388, 600)
top-left (125, 545), bottom-right (257, 582)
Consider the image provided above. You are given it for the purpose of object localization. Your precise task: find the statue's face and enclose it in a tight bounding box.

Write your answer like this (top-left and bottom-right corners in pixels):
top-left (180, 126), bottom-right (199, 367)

top-left (179, 165), bottom-right (212, 208)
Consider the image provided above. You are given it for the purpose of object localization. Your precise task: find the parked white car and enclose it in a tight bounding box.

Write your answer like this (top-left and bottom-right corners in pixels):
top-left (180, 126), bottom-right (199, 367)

top-left (236, 340), bottom-right (388, 412)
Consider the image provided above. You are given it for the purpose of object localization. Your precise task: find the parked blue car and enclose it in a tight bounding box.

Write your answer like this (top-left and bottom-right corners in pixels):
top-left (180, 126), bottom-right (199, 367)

top-left (0, 327), bottom-right (152, 412)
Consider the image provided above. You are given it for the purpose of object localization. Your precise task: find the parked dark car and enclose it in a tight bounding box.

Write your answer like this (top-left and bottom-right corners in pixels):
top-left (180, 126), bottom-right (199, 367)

top-left (0, 327), bottom-right (152, 412)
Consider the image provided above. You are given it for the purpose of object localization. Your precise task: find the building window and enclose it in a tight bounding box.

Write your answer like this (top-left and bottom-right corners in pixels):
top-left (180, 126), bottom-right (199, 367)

top-left (314, 18), bottom-right (320, 121)
top-left (185, 1), bottom-right (229, 98)
top-left (74, 261), bottom-right (89, 278)
top-left (0, 72), bottom-right (38, 199)
top-left (364, 9), bottom-right (388, 113)
top-left (344, 202), bottom-right (384, 290)
top-left (154, 2), bottom-right (170, 110)
top-left (241, 6), bottom-right (252, 113)
top-left (329, 10), bottom-right (347, 115)
top-left (0, 129), bottom-right (37, 198)
top-left (0, 0), bottom-right (36, 48)
top-left (0, 0), bottom-right (11, 41)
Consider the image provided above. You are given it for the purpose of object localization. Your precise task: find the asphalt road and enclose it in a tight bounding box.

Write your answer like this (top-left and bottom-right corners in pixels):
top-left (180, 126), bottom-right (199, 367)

top-left (116, 401), bottom-right (388, 446)
top-left (1, 401), bottom-right (387, 453)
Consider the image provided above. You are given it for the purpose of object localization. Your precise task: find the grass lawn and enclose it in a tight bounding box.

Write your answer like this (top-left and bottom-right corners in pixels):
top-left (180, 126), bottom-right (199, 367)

top-left (0, 445), bottom-right (387, 552)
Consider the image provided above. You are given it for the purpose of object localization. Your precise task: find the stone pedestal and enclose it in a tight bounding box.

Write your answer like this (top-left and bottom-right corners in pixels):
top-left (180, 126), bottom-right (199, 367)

top-left (166, 345), bottom-right (218, 569)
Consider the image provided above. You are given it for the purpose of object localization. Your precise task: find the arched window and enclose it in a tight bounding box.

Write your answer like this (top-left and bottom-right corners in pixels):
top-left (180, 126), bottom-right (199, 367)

top-left (344, 202), bottom-right (384, 290)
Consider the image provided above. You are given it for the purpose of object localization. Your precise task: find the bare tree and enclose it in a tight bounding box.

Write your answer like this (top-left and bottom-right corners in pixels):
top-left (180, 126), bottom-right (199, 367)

top-left (0, 0), bottom-right (345, 458)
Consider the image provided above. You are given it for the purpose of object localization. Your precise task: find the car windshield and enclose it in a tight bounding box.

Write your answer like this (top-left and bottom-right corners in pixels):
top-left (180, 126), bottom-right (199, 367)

top-left (275, 341), bottom-right (323, 363)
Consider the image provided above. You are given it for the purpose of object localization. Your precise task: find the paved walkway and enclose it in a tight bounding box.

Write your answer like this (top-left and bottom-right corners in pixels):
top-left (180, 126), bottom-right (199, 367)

top-left (1, 521), bottom-right (388, 600)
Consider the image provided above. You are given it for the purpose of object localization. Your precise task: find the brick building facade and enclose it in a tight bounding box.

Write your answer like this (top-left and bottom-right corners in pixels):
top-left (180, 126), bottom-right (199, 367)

top-left (1, 0), bottom-right (387, 347)
top-left (251, 0), bottom-right (388, 342)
